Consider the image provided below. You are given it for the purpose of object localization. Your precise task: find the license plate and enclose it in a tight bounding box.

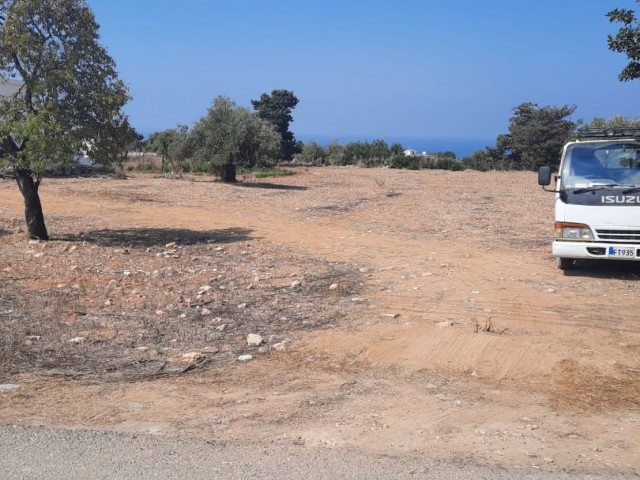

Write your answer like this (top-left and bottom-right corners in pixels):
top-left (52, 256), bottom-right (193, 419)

top-left (608, 246), bottom-right (636, 258)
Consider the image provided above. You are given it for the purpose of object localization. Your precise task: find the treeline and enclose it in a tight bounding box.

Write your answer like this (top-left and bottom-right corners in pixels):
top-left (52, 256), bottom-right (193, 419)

top-left (143, 95), bottom-right (640, 177)
top-left (295, 140), bottom-right (463, 171)
top-left (144, 90), bottom-right (300, 182)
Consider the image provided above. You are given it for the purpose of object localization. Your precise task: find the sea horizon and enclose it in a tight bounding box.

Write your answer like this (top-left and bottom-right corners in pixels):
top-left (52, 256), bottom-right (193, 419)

top-left (296, 134), bottom-right (495, 158)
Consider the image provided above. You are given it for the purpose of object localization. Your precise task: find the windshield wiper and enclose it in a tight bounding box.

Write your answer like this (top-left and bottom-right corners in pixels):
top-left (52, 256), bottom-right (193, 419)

top-left (622, 186), bottom-right (640, 194)
top-left (571, 184), bottom-right (619, 194)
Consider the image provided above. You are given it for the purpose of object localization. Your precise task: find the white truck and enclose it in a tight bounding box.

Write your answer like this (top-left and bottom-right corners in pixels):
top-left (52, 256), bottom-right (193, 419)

top-left (538, 128), bottom-right (640, 270)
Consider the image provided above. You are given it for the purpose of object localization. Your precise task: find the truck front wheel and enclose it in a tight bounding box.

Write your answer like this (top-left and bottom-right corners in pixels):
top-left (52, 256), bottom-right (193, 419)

top-left (556, 257), bottom-right (576, 270)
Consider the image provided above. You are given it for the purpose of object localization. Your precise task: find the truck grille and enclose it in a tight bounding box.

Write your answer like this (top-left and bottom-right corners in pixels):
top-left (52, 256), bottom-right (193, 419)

top-left (596, 229), bottom-right (640, 243)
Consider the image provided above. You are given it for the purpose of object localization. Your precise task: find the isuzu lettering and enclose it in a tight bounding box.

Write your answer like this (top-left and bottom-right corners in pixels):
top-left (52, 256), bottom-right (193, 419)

top-left (538, 128), bottom-right (640, 270)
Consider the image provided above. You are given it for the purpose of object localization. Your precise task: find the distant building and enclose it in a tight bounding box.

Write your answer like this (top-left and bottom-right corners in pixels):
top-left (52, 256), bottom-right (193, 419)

top-left (403, 148), bottom-right (417, 156)
top-left (0, 79), bottom-right (22, 97)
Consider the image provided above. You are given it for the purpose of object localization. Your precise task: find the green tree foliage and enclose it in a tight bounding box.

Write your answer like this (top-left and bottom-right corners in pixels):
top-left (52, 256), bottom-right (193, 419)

top-left (388, 150), bottom-right (463, 171)
top-left (490, 102), bottom-right (578, 170)
top-left (251, 89), bottom-right (301, 161)
top-left (145, 125), bottom-right (189, 171)
top-left (324, 140), bottom-right (344, 165)
top-left (188, 96), bottom-right (280, 182)
top-left (607, 4), bottom-right (640, 81)
top-left (582, 115), bottom-right (640, 130)
top-left (297, 141), bottom-right (326, 165)
top-left (0, 0), bottom-right (134, 239)
top-left (341, 139), bottom-right (391, 166)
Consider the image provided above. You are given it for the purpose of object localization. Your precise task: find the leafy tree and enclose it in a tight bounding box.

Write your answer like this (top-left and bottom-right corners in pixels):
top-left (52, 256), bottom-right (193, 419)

top-left (145, 125), bottom-right (189, 171)
top-left (341, 140), bottom-right (391, 166)
top-left (297, 141), bottom-right (326, 165)
top-left (607, 4), bottom-right (640, 81)
top-left (251, 89), bottom-right (301, 161)
top-left (491, 102), bottom-right (578, 170)
top-left (324, 140), bottom-right (344, 165)
top-left (0, 0), bottom-right (134, 239)
top-left (188, 96), bottom-right (280, 182)
top-left (389, 143), bottom-right (404, 156)
top-left (583, 115), bottom-right (640, 130)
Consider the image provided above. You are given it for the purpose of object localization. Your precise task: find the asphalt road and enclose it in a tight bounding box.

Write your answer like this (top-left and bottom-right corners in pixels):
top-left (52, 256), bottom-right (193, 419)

top-left (0, 425), bottom-right (635, 480)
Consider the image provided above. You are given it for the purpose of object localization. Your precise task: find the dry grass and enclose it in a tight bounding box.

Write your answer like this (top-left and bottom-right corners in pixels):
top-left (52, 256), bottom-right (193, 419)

top-left (0, 228), bottom-right (364, 380)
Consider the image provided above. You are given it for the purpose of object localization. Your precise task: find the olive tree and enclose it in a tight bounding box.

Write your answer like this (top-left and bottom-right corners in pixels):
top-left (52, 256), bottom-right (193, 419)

top-left (0, 0), bottom-right (135, 239)
top-left (188, 96), bottom-right (280, 182)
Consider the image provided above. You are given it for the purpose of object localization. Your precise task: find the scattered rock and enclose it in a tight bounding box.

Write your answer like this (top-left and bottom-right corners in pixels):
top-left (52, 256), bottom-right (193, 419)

top-left (437, 320), bottom-right (454, 327)
top-left (290, 280), bottom-right (302, 288)
top-left (381, 313), bottom-right (400, 319)
top-left (272, 342), bottom-right (288, 352)
top-left (69, 337), bottom-right (85, 344)
top-left (201, 308), bottom-right (211, 316)
top-left (329, 283), bottom-right (339, 290)
top-left (237, 303), bottom-right (247, 309)
top-left (164, 242), bottom-right (177, 248)
top-left (351, 297), bottom-right (364, 303)
top-left (545, 288), bottom-right (556, 293)
top-left (247, 333), bottom-right (264, 346)
top-left (0, 384), bottom-right (21, 393)
top-left (237, 354), bottom-right (253, 362)
top-left (181, 352), bottom-right (204, 363)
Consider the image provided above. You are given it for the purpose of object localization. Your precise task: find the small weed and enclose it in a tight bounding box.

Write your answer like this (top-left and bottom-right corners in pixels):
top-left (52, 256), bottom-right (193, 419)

top-left (474, 316), bottom-right (494, 333)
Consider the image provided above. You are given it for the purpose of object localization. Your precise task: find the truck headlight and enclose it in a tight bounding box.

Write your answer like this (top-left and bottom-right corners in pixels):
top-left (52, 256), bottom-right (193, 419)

top-left (555, 222), bottom-right (594, 241)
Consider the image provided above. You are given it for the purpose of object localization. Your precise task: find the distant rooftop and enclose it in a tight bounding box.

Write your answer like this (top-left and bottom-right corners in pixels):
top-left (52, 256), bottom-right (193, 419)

top-left (0, 79), bottom-right (23, 96)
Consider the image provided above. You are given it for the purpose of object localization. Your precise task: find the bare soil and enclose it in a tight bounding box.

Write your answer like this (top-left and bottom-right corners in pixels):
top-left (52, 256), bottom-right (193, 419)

top-left (1, 167), bottom-right (639, 474)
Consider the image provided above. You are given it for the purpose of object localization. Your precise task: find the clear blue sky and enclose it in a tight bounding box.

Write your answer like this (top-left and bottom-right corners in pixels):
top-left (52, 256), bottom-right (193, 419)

top-left (89, 0), bottom-right (640, 142)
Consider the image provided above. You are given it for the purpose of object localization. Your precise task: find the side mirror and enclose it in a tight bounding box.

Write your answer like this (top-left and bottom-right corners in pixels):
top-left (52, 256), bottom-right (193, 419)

top-left (538, 165), bottom-right (552, 186)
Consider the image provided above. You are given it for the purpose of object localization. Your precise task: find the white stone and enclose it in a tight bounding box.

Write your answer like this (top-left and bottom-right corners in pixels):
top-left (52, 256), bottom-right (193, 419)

top-left (290, 280), bottom-right (302, 288)
top-left (237, 354), bottom-right (253, 362)
top-left (0, 384), bottom-right (21, 392)
top-left (181, 352), bottom-right (204, 362)
top-left (247, 333), bottom-right (263, 346)
top-left (329, 283), bottom-right (339, 290)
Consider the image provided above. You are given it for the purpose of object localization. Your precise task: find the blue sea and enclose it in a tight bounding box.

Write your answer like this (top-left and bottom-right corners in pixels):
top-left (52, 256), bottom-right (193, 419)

top-left (296, 135), bottom-right (495, 158)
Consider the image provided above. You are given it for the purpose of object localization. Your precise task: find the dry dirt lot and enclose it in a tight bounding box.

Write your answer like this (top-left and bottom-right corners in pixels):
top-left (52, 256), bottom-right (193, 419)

top-left (0, 167), bottom-right (639, 475)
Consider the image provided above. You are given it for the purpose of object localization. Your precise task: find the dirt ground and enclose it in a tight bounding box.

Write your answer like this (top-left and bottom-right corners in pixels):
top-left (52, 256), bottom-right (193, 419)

top-left (1, 167), bottom-right (639, 475)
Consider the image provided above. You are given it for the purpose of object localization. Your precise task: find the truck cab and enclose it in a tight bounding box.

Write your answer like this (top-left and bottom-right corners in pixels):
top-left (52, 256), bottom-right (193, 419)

top-left (539, 128), bottom-right (640, 270)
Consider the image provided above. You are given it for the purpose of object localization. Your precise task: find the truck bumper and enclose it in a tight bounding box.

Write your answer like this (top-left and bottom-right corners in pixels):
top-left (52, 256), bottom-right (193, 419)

top-left (552, 241), bottom-right (640, 261)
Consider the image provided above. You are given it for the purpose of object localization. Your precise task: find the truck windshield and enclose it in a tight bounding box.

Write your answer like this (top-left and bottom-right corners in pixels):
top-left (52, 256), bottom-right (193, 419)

top-left (560, 141), bottom-right (640, 190)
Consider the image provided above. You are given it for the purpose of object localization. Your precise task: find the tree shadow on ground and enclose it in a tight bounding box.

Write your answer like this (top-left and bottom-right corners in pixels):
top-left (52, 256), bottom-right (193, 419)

top-left (563, 260), bottom-right (640, 280)
top-left (234, 182), bottom-right (308, 191)
top-left (54, 227), bottom-right (254, 248)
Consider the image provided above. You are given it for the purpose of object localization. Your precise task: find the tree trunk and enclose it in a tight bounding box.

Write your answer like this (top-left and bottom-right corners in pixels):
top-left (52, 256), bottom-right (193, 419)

top-left (220, 163), bottom-right (236, 183)
top-left (15, 169), bottom-right (49, 240)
